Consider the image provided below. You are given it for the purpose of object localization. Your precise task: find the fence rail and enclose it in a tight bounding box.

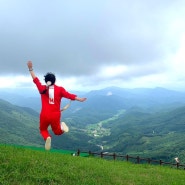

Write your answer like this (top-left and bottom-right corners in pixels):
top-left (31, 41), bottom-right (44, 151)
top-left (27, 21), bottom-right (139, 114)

top-left (76, 149), bottom-right (185, 170)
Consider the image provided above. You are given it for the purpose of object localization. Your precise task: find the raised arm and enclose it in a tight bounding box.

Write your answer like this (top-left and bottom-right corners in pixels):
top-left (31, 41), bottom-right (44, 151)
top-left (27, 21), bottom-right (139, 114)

top-left (27, 61), bottom-right (36, 80)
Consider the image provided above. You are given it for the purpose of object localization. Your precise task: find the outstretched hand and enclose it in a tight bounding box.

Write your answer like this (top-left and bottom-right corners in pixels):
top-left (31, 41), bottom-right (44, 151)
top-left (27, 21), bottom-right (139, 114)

top-left (75, 97), bottom-right (87, 102)
top-left (27, 61), bottom-right (33, 69)
top-left (80, 97), bottom-right (87, 102)
top-left (27, 60), bottom-right (36, 79)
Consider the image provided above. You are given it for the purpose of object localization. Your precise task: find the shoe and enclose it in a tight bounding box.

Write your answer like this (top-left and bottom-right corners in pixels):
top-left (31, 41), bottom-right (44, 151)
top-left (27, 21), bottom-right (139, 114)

top-left (45, 137), bottom-right (51, 150)
top-left (61, 122), bottom-right (69, 133)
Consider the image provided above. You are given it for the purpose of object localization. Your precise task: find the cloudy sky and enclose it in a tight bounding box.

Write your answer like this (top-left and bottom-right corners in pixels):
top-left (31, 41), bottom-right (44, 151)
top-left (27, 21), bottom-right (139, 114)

top-left (1, 0), bottom-right (185, 92)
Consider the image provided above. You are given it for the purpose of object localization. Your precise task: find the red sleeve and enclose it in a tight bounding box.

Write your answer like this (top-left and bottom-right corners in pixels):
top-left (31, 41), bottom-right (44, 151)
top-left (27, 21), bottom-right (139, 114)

top-left (60, 87), bottom-right (77, 100)
top-left (33, 77), bottom-right (46, 94)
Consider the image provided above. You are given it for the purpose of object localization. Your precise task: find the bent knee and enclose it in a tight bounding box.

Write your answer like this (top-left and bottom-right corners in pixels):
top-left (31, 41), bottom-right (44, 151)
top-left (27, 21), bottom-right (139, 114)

top-left (53, 129), bottom-right (63, 135)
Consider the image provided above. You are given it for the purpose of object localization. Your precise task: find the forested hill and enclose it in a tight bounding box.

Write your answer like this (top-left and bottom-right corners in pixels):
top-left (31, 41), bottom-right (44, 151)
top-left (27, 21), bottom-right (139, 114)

top-left (0, 99), bottom-right (42, 147)
top-left (101, 105), bottom-right (185, 162)
top-left (1, 87), bottom-right (185, 162)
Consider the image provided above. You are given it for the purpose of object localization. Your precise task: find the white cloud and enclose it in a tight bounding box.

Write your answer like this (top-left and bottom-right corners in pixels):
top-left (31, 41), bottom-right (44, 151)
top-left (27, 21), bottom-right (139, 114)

top-left (0, 75), bottom-right (32, 88)
top-left (106, 91), bottom-right (113, 96)
top-left (1, 1), bottom-right (185, 92)
top-left (98, 65), bottom-right (128, 78)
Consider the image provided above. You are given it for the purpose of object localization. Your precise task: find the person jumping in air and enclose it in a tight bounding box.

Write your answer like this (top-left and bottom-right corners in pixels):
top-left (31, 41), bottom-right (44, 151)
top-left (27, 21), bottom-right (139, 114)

top-left (27, 61), bottom-right (87, 150)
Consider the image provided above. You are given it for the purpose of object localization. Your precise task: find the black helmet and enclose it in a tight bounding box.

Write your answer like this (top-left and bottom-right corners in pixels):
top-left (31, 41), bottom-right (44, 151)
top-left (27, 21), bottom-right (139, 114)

top-left (44, 72), bottom-right (56, 85)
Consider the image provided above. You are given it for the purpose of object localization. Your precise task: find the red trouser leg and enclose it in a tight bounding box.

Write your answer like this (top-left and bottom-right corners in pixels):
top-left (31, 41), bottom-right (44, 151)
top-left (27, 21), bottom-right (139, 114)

top-left (40, 130), bottom-right (51, 140)
top-left (50, 112), bottom-right (64, 135)
top-left (39, 113), bottom-right (51, 140)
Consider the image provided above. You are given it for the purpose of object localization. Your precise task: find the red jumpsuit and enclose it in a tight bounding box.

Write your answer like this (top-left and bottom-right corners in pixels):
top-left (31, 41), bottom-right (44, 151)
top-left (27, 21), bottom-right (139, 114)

top-left (33, 77), bottom-right (76, 140)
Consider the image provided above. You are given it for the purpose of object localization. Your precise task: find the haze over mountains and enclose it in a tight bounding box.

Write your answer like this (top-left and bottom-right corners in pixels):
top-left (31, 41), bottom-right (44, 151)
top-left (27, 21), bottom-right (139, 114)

top-left (1, 86), bottom-right (185, 162)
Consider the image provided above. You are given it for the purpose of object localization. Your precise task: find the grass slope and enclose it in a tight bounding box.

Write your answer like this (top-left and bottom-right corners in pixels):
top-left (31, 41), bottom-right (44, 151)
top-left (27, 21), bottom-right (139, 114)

top-left (0, 145), bottom-right (185, 185)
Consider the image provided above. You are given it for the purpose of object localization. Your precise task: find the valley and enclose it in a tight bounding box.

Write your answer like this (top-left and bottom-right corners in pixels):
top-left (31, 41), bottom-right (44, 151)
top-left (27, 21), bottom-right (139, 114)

top-left (1, 86), bottom-right (185, 163)
top-left (86, 109), bottom-right (126, 137)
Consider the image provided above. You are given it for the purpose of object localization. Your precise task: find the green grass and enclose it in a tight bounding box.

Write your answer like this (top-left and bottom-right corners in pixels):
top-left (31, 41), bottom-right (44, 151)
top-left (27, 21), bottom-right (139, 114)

top-left (0, 145), bottom-right (185, 185)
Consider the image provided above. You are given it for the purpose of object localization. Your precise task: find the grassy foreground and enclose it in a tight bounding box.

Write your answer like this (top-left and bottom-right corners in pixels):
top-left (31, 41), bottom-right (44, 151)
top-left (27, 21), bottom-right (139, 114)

top-left (0, 145), bottom-right (185, 185)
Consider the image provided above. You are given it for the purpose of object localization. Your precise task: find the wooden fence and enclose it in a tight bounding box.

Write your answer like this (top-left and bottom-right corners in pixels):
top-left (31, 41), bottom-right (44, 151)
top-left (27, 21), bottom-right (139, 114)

top-left (76, 149), bottom-right (185, 170)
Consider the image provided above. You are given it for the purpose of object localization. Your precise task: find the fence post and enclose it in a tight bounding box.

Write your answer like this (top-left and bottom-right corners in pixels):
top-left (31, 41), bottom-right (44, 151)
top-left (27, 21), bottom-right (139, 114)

top-left (77, 149), bottom-right (80, 156)
top-left (177, 162), bottom-right (179, 169)
top-left (113, 153), bottom-right (116, 160)
top-left (101, 152), bottom-right (103, 158)
top-left (89, 150), bottom-right (91, 156)
top-left (160, 160), bottom-right (162, 166)
top-left (148, 158), bottom-right (151, 164)
top-left (137, 156), bottom-right (140, 164)
top-left (126, 155), bottom-right (129, 161)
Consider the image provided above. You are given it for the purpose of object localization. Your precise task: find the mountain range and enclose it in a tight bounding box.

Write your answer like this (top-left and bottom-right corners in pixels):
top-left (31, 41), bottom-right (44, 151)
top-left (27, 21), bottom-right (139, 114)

top-left (1, 86), bottom-right (185, 162)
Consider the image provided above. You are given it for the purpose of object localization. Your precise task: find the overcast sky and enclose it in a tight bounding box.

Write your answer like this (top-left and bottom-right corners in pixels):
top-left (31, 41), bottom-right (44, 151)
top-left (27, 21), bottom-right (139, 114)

top-left (1, 0), bottom-right (185, 92)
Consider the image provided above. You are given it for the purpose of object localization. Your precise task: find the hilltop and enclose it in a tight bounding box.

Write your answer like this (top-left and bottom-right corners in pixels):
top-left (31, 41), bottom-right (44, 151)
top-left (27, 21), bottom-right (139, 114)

top-left (0, 145), bottom-right (185, 185)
